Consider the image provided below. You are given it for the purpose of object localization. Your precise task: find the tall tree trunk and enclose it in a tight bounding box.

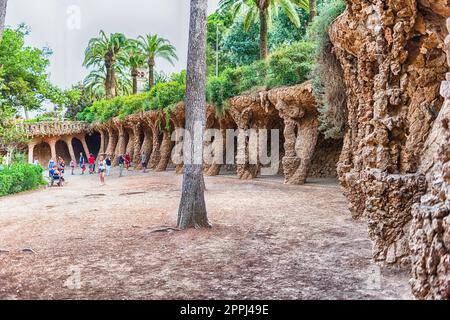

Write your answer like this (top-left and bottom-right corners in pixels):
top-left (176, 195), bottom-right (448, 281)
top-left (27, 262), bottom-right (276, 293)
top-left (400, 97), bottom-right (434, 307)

top-left (177, 0), bottom-right (210, 229)
top-left (105, 64), bottom-right (113, 99)
top-left (148, 58), bottom-right (155, 90)
top-left (23, 106), bottom-right (29, 120)
top-left (0, 0), bottom-right (7, 42)
top-left (308, 0), bottom-right (317, 23)
top-left (259, 8), bottom-right (268, 60)
top-left (110, 66), bottom-right (117, 97)
top-left (132, 67), bottom-right (138, 94)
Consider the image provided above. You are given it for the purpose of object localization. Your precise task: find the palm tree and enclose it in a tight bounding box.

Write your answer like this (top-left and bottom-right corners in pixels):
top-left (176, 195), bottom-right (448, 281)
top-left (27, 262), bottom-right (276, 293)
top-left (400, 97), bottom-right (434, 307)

top-left (125, 39), bottom-right (146, 94)
top-left (137, 34), bottom-right (178, 90)
top-left (83, 31), bottom-right (127, 99)
top-left (0, 0), bottom-right (7, 41)
top-left (219, 0), bottom-right (309, 59)
top-left (177, 0), bottom-right (210, 229)
top-left (83, 65), bottom-right (132, 101)
top-left (309, 0), bottom-right (316, 22)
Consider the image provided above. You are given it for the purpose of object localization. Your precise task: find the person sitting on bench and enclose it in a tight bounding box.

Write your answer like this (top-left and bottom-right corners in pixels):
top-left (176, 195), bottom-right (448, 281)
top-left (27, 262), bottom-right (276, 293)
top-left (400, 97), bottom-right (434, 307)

top-left (49, 168), bottom-right (65, 187)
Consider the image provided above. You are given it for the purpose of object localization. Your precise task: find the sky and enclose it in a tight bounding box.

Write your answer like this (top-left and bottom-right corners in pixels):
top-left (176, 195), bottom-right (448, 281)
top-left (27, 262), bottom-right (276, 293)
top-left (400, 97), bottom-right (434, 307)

top-left (5, 0), bottom-right (220, 90)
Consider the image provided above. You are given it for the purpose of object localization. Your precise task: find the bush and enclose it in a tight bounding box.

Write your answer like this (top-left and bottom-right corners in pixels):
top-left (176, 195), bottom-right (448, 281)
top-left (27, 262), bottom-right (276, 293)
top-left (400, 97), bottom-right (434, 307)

top-left (0, 162), bottom-right (46, 197)
top-left (308, 0), bottom-right (347, 139)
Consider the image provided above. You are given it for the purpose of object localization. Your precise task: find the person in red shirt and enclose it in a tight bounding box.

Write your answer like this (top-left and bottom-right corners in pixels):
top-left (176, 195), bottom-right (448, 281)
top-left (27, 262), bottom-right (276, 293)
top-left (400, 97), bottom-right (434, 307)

top-left (125, 153), bottom-right (131, 170)
top-left (88, 154), bottom-right (96, 174)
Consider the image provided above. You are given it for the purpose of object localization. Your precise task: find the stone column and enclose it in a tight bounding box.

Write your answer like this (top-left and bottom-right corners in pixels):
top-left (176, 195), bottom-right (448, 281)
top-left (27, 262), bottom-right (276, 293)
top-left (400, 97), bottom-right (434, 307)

top-left (156, 130), bottom-right (174, 171)
top-left (113, 122), bottom-right (127, 166)
top-left (105, 126), bottom-right (118, 159)
top-left (99, 130), bottom-right (106, 155)
top-left (139, 126), bottom-right (153, 169)
top-left (132, 124), bottom-right (143, 168)
top-left (77, 134), bottom-right (90, 158)
top-left (125, 128), bottom-right (135, 159)
top-left (27, 140), bottom-right (39, 164)
top-left (149, 125), bottom-right (161, 170)
top-left (64, 136), bottom-right (76, 162)
top-left (47, 138), bottom-right (57, 162)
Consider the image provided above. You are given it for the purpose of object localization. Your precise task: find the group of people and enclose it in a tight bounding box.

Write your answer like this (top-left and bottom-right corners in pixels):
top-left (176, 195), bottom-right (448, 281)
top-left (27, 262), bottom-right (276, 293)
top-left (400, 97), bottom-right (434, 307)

top-left (48, 156), bottom-right (66, 186)
top-left (47, 152), bottom-right (135, 186)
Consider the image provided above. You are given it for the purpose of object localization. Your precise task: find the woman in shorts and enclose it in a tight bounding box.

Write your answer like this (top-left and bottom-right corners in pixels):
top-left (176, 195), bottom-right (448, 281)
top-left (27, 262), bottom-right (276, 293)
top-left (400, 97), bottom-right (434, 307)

top-left (98, 156), bottom-right (106, 186)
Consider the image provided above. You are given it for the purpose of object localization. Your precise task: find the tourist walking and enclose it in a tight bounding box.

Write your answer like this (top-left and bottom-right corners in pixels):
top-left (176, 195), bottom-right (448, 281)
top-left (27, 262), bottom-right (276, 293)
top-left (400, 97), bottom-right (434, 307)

top-left (88, 153), bottom-right (96, 174)
top-left (125, 153), bottom-right (131, 170)
top-left (118, 154), bottom-right (125, 177)
top-left (79, 152), bottom-right (86, 175)
top-left (141, 153), bottom-right (147, 173)
top-left (105, 156), bottom-right (112, 176)
top-left (98, 156), bottom-right (106, 186)
top-left (48, 158), bottom-right (55, 177)
top-left (70, 159), bottom-right (76, 175)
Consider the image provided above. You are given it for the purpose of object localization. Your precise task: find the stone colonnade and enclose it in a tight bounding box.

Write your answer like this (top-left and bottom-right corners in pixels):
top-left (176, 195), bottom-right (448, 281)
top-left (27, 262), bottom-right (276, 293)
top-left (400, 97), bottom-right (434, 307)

top-left (26, 82), bottom-right (319, 184)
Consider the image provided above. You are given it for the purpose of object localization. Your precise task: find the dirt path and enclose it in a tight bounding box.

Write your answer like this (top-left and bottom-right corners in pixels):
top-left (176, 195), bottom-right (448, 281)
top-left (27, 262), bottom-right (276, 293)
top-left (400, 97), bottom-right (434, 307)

top-left (0, 169), bottom-right (411, 299)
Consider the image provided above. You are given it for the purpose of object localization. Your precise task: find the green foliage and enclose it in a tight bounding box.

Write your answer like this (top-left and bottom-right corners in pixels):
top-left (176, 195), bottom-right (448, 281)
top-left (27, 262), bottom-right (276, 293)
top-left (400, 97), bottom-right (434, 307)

top-left (0, 24), bottom-right (58, 116)
top-left (307, 0), bottom-right (346, 55)
top-left (308, 0), bottom-right (347, 139)
top-left (0, 162), bottom-right (46, 197)
top-left (77, 75), bottom-right (186, 122)
top-left (207, 40), bottom-right (314, 108)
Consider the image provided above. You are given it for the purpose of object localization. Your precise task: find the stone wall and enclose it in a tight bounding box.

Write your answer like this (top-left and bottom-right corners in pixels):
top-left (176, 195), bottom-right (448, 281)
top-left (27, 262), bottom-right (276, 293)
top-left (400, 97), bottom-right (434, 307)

top-left (309, 136), bottom-right (342, 178)
top-left (409, 17), bottom-right (450, 300)
top-left (329, 0), bottom-right (449, 299)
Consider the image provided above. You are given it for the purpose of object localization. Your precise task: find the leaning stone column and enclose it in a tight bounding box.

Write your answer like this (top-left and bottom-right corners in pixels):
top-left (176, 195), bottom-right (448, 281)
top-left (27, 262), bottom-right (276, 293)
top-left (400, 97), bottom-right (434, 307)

top-left (139, 125), bottom-right (153, 169)
top-left (132, 123), bottom-right (143, 168)
top-left (149, 124), bottom-right (161, 170)
top-left (63, 136), bottom-right (76, 162)
top-left (125, 127), bottom-right (135, 159)
top-left (27, 139), bottom-right (39, 164)
top-left (47, 138), bottom-right (57, 162)
top-left (105, 123), bottom-right (118, 159)
top-left (269, 82), bottom-right (318, 185)
top-left (113, 120), bottom-right (127, 166)
top-left (156, 130), bottom-right (174, 171)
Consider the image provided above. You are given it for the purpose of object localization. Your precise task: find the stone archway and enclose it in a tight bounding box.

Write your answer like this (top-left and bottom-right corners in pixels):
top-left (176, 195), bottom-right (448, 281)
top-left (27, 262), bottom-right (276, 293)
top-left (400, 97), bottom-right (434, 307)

top-left (33, 142), bottom-right (51, 166)
top-left (86, 131), bottom-right (101, 157)
top-left (72, 137), bottom-right (84, 160)
top-left (55, 140), bottom-right (71, 164)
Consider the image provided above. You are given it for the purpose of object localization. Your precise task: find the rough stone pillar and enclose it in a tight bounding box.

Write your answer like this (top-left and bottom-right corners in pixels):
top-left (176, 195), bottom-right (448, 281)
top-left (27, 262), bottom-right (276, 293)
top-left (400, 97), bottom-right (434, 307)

top-left (64, 136), bottom-right (76, 162)
top-left (125, 127), bottom-right (135, 159)
top-left (113, 122), bottom-right (127, 166)
top-left (139, 126), bottom-right (153, 169)
top-left (131, 124), bottom-right (142, 168)
top-left (149, 125), bottom-right (161, 170)
top-left (47, 138), bottom-right (57, 162)
top-left (75, 134), bottom-right (90, 158)
top-left (204, 127), bottom-right (226, 176)
top-left (27, 140), bottom-right (39, 164)
top-left (105, 125), bottom-right (118, 159)
top-left (99, 130), bottom-right (106, 155)
top-left (156, 130), bottom-right (174, 171)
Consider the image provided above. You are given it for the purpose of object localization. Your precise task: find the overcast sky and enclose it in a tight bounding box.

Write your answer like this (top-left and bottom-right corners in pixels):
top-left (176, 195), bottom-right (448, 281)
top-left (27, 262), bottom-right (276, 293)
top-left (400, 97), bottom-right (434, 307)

top-left (5, 0), bottom-right (220, 90)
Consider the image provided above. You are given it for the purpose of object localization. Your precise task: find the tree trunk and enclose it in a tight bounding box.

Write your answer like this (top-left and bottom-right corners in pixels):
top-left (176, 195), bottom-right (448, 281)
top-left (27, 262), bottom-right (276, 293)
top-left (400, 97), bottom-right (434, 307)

top-left (110, 66), bottom-right (117, 97)
top-left (177, 0), bottom-right (210, 229)
top-left (132, 68), bottom-right (138, 94)
top-left (308, 0), bottom-right (317, 23)
top-left (0, 0), bottom-right (7, 42)
top-left (148, 59), bottom-right (155, 90)
top-left (23, 106), bottom-right (29, 120)
top-left (259, 8), bottom-right (268, 60)
top-left (105, 64), bottom-right (114, 100)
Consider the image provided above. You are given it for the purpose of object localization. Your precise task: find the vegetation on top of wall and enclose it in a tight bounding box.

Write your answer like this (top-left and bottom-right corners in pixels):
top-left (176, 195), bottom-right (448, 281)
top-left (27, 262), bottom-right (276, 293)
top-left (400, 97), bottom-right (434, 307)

top-left (78, 40), bottom-right (315, 123)
top-left (308, 0), bottom-right (347, 139)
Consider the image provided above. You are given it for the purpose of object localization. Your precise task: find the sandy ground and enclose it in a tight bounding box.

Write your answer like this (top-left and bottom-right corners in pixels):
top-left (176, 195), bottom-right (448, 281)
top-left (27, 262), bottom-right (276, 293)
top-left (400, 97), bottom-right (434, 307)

top-left (0, 168), bottom-right (412, 300)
